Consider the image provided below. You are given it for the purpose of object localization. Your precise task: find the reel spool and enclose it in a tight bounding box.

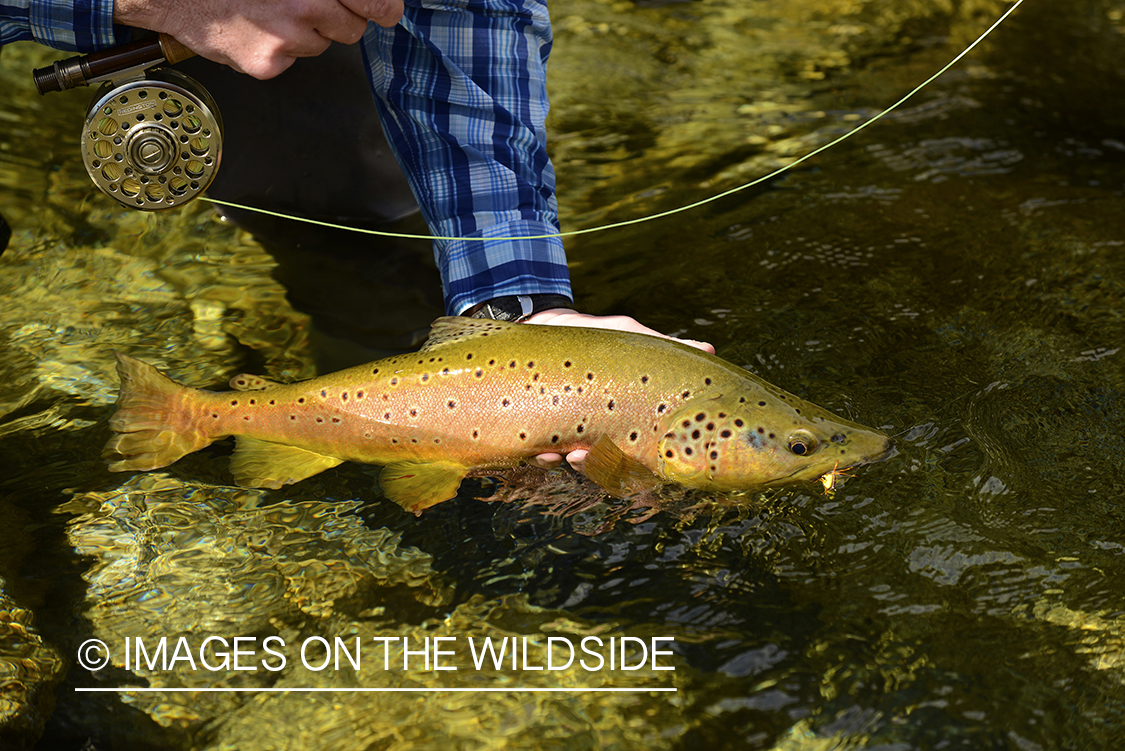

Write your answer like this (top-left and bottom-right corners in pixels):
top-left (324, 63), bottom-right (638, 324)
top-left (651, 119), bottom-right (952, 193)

top-left (82, 69), bottom-right (222, 211)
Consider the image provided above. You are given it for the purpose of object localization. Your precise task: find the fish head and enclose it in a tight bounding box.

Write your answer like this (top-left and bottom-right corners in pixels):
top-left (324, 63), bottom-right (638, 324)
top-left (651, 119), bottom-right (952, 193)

top-left (656, 390), bottom-right (891, 491)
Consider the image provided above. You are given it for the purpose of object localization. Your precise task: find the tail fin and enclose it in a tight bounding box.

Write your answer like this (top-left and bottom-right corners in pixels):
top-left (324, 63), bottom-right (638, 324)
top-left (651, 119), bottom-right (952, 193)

top-left (103, 353), bottom-right (216, 473)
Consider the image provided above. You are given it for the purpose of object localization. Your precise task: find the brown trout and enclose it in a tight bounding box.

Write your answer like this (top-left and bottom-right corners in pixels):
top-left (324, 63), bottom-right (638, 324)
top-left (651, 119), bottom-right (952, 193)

top-left (103, 317), bottom-right (891, 513)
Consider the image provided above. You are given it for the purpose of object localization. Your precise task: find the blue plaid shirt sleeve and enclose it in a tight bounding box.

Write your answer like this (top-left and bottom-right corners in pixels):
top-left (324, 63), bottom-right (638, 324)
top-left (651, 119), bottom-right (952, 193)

top-left (1, 0), bottom-right (128, 51)
top-left (361, 0), bottom-right (573, 315)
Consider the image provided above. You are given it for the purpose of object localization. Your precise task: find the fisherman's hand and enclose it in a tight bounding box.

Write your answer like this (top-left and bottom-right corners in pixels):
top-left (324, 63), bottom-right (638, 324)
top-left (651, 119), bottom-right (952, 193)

top-left (524, 308), bottom-right (715, 474)
top-left (114, 0), bottom-right (404, 79)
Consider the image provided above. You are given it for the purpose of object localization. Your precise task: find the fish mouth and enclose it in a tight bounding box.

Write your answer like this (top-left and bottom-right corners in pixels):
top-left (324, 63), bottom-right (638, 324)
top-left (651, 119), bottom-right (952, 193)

top-left (812, 442), bottom-right (897, 485)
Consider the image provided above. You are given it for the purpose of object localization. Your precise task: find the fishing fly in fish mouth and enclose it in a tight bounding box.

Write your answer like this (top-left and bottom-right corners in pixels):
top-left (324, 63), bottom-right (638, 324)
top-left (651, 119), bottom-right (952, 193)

top-left (102, 317), bottom-right (892, 515)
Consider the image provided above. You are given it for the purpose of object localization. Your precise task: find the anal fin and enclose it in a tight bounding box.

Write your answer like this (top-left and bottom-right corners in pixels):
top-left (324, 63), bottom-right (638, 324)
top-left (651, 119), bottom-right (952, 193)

top-left (584, 435), bottom-right (661, 498)
top-left (230, 437), bottom-right (343, 489)
top-left (379, 461), bottom-right (468, 515)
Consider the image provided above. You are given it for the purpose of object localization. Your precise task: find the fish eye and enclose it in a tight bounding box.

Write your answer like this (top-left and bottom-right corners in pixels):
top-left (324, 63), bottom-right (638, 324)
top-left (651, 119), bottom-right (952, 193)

top-left (788, 430), bottom-right (819, 456)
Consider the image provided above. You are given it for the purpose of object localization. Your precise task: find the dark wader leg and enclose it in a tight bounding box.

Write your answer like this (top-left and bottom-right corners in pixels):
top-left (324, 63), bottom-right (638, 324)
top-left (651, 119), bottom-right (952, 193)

top-left (179, 46), bottom-right (444, 370)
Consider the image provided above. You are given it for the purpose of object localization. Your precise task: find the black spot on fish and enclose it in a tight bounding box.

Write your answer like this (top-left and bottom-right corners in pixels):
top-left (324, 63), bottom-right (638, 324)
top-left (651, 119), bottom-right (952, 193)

top-left (552, 395), bottom-right (560, 405)
top-left (757, 427), bottom-right (765, 434)
top-left (769, 433), bottom-right (776, 439)
top-left (564, 360), bottom-right (572, 368)
top-left (249, 399), bottom-right (256, 405)
top-left (576, 424), bottom-right (585, 434)
top-left (357, 392), bottom-right (364, 399)
top-left (681, 420), bottom-right (691, 428)
top-left (411, 438), bottom-right (418, 444)
top-left (243, 415), bottom-right (250, 421)
top-left (475, 369), bottom-right (483, 378)
top-left (533, 372), bottom-right (540, 381)
top-left (539, 386), bottom-right (546, 394)
top-left (289, 415), bottom-right (296, 421)
top-left (211, 413), bottom-right (218, 419)
top-left (316, 417), bottom-right (324, 424)
top-left (269, 400), bottom-right (276, 405)
top-left (230, 400), bottom-right (238, 406)
top-left (720, 429), bottom-right (732, 438)
top-left (695, 413), bottom-right (706, 422)
top-left (472, 429), bottom-right (479, 439)
top-left (691, 429), bottom-right (701, 439)
top-left (235, 379), bottom-right (245, 387)
top-left (422, 374), bottom-right (429, 382)
top-left (734, 419), bottom-right (744, 427)
top-left (466, 353), bottom-right (473, 360)
top-left (607, 400), bottom-right (615, 411)
top-left (448, 400), bottom-right (456, 409)
top-left (684, 447), bottom-right (693, 456)
top-left (551, 434), bottom-right (559, 443)
top-left (502, 398), bottom-right (511, 407)
top-left (384, 412), bottom-right (391, 420)
top-left (710, 450), bottom-right (718, 460)
top-left (332, 417), bottom-right (340, 424)
top-left (706, 422), bottom-right (715, 431)
top-left (519, 432), bottom-right (527, 441)
top-left (586, 372), bottom-right (594, 381)
top-left (390, 378), bottom-right (398, 386)
top-left (577, 387), bottom-right (584, 394)
top-left (392, 438), bottom-right (399, 444)
top-left (758, 401), bottom-right (767, 407)
top-left (410, 409), bottom-right (418, 417)
top-left (682, 390), bottom-right (691, 398)
top-left (658, 404), bottom-right (667, 414)
top-left (527, 361), bottom-right (535, 368)
top-left (373, 368), bottom-right (380, 374)
top-left (665, 449), bottom-right (674, 458)
top-left (630, 431), bottom-right (639, 442)
top-left (321, 390), bottom-right (327, 397)
top-left (434, 438), bottom-right (441, 444)
top-left (704, 378), bottom-right (712, 386)
top-left (442, 367), bottom-right (450, 375)
top-left (509, 360), bottom-right (517, 368)
top-left (738, 397), bottom-right (746, 403)
top-left (341, 393), bottom-right (347, 401)
top-left (564, 386), bottom-right (572, 393)
top-left (488, 359), bottom-right (496, 366)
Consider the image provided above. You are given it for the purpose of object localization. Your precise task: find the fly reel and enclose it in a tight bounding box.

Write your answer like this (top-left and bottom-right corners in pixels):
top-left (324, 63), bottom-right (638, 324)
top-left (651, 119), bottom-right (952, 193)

top-left (33, 34), bottom-right (221, 211)
top-left (82, 69), bottom-right (222, 210)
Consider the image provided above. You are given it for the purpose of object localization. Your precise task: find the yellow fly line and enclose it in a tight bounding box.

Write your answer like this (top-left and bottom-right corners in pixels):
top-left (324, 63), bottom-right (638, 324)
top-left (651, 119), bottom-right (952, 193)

top-left (201, 0), bottom-right (1025, 242)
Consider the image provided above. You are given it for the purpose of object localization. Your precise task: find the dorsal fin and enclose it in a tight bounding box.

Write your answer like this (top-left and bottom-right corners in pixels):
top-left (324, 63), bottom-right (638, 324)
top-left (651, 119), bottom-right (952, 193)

top-left (229, 374), bottom-right (280, 391)
top-left (420, 316), bottom-right (517, 352)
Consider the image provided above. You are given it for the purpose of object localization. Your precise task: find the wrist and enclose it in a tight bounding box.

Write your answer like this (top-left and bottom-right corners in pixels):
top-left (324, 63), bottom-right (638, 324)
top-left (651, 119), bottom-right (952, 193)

top-left (464, 294), bottom-right (574, 322)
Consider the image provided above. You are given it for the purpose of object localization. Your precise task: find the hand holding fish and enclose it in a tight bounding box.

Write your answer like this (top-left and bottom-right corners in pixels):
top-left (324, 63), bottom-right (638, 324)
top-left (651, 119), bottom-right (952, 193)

top-left (522, 309), bottom-right (716, 473)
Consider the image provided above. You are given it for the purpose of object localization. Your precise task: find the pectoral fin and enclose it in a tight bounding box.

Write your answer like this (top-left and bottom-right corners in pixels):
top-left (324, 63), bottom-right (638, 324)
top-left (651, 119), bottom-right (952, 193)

top-left (583, 435), bottom-right (662, 498)
top-left (379, 461), bottom-right (468, 515)
top-left (230, 437), bottom-right (343, 489)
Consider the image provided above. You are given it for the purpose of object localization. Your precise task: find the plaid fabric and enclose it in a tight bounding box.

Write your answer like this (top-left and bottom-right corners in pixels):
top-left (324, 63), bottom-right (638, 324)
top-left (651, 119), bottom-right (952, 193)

top-left (4, 0), bottom-right (573, 316)
top-left (1, 0), bottom-right (126, 50)
top-left (363, 0), bottom-right (572, 314)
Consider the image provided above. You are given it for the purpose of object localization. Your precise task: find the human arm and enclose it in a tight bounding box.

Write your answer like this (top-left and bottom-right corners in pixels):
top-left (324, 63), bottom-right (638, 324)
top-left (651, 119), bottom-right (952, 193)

top-left (112, 0), bottom-right (403, 78)
top-left (1, 0), bottom-right (128, 50)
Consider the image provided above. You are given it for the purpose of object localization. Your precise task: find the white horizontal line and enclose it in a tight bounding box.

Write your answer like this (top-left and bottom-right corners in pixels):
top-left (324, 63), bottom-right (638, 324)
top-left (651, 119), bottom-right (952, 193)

top-left (75, 687), bottom-right (676, 693)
